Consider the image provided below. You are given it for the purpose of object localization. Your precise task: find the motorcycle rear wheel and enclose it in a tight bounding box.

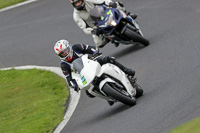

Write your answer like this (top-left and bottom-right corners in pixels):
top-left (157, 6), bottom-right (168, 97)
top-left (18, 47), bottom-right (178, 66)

top-left (124, 27), bottom-right (149, 46)
top-left (102, 83), bottom-right (136, 106)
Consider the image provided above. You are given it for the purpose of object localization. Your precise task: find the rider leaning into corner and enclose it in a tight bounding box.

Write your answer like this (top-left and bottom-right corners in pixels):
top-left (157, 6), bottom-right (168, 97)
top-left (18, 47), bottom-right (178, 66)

top-left (69, 0), bottom-right (138, 48)
top-left (54, 39), bottom-right (135, 105)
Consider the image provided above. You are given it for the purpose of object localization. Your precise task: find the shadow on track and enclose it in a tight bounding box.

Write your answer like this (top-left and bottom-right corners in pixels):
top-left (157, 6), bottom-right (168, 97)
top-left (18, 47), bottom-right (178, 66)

top-left (80, 104), bottom-right (132, 126)
top-left (110, 44), bottom-right (147, 59)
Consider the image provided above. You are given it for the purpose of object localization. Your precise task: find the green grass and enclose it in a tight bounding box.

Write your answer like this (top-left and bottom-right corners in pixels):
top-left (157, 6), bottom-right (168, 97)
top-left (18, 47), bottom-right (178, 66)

top-left (0, 0), bottom-right (27, 9)
top-left (0, 69), bottom-right (69, 133)
top-left (170, 117), bottom-right (200, 133)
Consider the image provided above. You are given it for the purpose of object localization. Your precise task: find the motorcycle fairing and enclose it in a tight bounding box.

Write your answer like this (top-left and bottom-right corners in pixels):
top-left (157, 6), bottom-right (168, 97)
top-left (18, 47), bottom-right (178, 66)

top-left (97, 63), bottom-right (136, 96)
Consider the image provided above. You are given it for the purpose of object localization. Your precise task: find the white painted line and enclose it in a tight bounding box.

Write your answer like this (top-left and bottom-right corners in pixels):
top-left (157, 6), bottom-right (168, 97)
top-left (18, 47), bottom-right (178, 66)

top-left (0, 65), bottom-right (80, 133)
top-left (53, 90), bottom-right (81, 133)
top-left (0, 0), bottom-right (38, 13)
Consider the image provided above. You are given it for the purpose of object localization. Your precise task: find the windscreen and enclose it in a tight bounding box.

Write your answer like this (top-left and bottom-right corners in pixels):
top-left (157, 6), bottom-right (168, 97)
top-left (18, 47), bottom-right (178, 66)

top-left (90, 6), bottom-right (105, 19)
top-left (72, 58), bottom-right (84, 73)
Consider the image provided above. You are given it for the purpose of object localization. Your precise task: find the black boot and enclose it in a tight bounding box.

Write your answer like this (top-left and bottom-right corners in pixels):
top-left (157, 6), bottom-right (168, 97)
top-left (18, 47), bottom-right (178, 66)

top-left (114, 60), bottom-right (135, 76)
top-left (124, 68), bottom-right (135, 76)
top-left (130, 14), bottom-right (138, 19)
top-left (99, 38), bottom-right (110, 48)
top-left (85, 90), bottom-right (95, 98)
top-left (107, 101), bottom-right (114, 106)
top-left (105, 57), bottom-right (135, 76)
top-left (127, 12), bottom-right (138, 20)
top-left (114, 42), bottom-right (119, 47)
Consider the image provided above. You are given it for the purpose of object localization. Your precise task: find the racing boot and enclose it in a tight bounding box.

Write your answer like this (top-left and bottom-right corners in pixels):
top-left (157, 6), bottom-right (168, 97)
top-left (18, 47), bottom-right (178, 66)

top-left (123, 68), bottom-right (135, 76)
top-left (99, 38), bottom-right (110, 48)
top-left (109, 57), bottom-right (135, 76)
top-left (111, 38), bottom-right (120, 47)
top-left (107, 101), bottom-right (114, 106)
top-left (127, 12), bottom-right (138, 20)
top-left (114, 60), bottom-right (135, 76)
top-left (114, 42), bottom-right (120, 47)
top-left (85, 90), bottom-right (95, 98)
top-left (130, 14), bottom-right (138, 19)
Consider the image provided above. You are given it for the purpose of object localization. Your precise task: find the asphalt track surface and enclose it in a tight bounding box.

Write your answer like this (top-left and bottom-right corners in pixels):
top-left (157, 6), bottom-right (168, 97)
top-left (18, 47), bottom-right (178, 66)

top-left (1, 0), bottom-right (200, 133)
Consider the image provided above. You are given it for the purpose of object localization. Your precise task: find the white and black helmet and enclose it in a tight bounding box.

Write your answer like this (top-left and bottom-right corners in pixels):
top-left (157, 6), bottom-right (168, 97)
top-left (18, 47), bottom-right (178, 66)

top-left (54, 39), bottom-right (73, 61)
top-left (69, 0), bottom-right (85, 11)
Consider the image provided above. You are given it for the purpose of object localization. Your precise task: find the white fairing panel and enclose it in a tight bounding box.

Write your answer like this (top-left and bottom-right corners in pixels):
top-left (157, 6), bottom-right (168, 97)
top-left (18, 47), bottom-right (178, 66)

top-left (72, 55), bottom-right (136, 96)
top-left (97, 63), bottom-right (136, 96)
top-left (72, 55), bottom-right (101, 90)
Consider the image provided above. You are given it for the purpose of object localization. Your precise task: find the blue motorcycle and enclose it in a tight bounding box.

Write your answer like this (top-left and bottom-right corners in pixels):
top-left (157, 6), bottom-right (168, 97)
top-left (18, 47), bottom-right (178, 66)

top-left (90, 5), bottom-right (149, 47)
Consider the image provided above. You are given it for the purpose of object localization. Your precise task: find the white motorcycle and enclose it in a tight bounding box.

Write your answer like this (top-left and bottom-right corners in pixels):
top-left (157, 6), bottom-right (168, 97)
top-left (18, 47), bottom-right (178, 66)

top-left (72, 54), bottom-right (143, 106)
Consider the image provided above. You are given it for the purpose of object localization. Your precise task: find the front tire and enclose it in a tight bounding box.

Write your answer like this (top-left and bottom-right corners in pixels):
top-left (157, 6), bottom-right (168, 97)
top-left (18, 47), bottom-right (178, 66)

top-left (134, 83), bottom-right (143, 98)
top-left (123, 27), bottom-right (149, 46)
top-left (102, 83), bottom-right (136, 106)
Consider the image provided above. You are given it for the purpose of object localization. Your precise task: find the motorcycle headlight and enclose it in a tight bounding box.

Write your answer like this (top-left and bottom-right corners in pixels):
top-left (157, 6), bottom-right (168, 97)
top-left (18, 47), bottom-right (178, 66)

top-left (110, 20), bottom-right (117, 27)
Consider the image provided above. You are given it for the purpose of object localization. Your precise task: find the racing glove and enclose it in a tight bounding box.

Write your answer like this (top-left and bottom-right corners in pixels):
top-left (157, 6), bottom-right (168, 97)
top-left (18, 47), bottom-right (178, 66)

top-left (109, 2), bottom-right (117, 8)
top-left (92, 52), bottom-right (102, 59)
top-left (70, 79), bottom-right (79, 92)
top-left (91, 28), bottom-right (100, 36)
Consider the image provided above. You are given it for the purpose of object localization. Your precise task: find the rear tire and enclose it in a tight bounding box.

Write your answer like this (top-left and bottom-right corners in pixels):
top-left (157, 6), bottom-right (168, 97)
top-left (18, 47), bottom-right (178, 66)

top-left (123, 27), bottom-right (149, 46)
top-left (102, 83), bottom-right (136, 106)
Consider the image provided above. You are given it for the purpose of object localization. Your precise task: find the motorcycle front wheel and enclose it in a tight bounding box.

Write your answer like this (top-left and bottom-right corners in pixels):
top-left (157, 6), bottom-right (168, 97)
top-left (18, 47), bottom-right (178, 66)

top-left (134, 83), bottom-right (143, 98)
top-left (123, 27), bottom-right (149, 46)
top-left (102, 83), bottom-right (136, 106)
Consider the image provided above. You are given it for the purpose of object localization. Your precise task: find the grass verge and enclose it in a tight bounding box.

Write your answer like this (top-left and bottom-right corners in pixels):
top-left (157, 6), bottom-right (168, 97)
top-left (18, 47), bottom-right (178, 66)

top-left (0, 0), bottom-right (27, 9)
top-left (0, 69), bottom-right (69, 133)
top-left (170, 117), bottom-right (200, 133)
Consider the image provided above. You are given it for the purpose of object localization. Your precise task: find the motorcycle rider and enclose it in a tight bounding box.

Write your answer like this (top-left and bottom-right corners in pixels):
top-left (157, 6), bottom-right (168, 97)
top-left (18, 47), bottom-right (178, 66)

top-left (54, 39), bottom-right (135, 105)
top-left (69, 0), bottom-right (137, 48)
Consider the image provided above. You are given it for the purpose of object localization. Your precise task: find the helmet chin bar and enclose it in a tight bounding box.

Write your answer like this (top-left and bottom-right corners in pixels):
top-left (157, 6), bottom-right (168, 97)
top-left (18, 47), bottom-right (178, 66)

top-left (76, 5), bottom-right (84, 11)
top-left (63, 48), bottom-right (73, 61)
top-left (73, 0), bottom-right (85, 11)
top-left (65, 56), bottom-right (72, 62)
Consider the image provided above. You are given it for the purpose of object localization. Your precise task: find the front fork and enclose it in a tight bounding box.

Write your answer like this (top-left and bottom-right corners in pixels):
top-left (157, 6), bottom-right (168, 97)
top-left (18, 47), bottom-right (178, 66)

top-left (128, 76), bottom-right (137, 87)
top-left (130, 19), bottom-right (144, 37)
